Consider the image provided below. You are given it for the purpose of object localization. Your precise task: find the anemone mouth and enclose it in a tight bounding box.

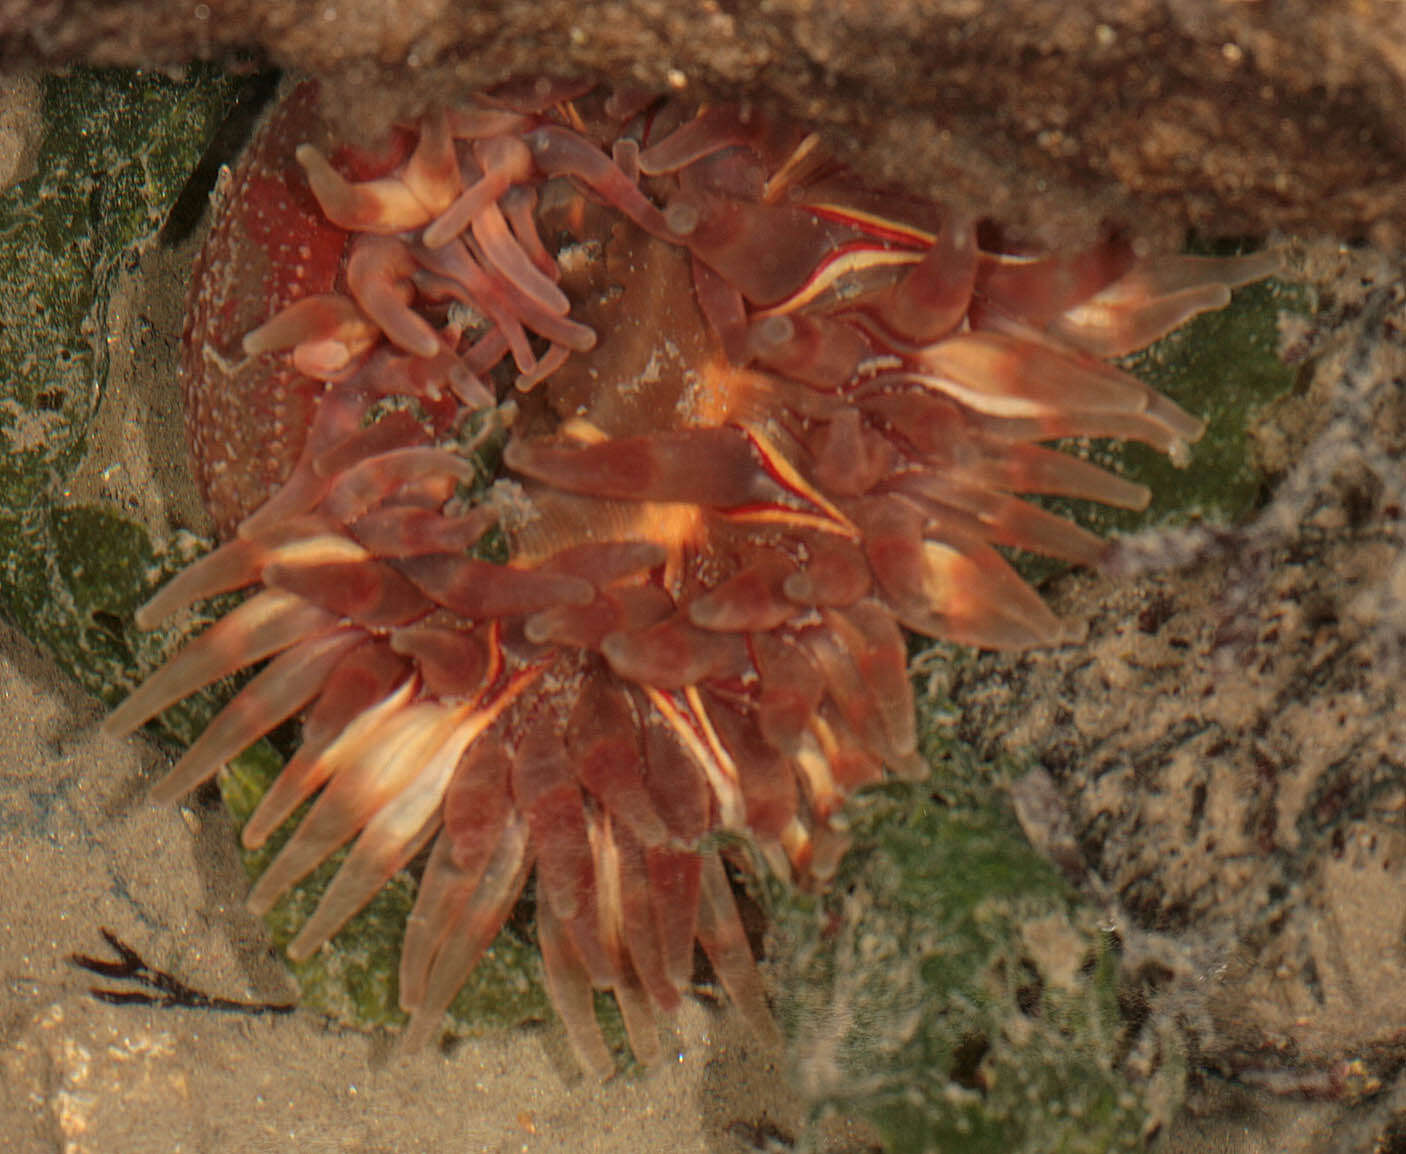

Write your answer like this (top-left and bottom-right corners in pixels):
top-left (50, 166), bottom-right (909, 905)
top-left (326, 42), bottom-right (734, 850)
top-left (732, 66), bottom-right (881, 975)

top-left (110, 77), bottom-right (1276, 1074)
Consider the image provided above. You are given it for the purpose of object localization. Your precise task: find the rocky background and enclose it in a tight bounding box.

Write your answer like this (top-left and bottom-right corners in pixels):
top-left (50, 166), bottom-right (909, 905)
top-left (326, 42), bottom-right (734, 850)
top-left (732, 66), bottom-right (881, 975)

top-left (0, 3), bottom-right (1401, 1152)
top-left (0, 0), bottom-right (1403, 250)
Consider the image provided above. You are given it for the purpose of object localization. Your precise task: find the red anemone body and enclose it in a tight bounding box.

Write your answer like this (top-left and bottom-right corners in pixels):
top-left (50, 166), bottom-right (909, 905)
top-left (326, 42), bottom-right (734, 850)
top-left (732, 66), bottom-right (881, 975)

top-left (107, 79), bottom-right (1274, 1074)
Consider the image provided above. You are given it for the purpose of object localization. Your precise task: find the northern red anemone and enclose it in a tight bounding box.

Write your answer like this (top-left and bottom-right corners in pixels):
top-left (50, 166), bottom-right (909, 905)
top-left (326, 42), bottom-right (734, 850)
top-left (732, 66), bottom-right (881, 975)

top-left (106, 78), bottom-right (1275, 1076)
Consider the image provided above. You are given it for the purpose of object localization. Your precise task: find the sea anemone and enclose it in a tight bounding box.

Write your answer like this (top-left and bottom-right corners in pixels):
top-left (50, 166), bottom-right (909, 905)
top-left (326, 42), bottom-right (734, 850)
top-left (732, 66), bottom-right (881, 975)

top-left (104, 78), bottom-right (1274, 1076)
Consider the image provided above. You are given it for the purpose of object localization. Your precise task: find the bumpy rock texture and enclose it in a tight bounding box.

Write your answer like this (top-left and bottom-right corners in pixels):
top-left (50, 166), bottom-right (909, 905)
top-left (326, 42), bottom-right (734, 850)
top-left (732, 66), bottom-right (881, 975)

top-left (0, 0), bottom-right (1403, 249)
top-left (941, 240), bottom-right (1406, 1136)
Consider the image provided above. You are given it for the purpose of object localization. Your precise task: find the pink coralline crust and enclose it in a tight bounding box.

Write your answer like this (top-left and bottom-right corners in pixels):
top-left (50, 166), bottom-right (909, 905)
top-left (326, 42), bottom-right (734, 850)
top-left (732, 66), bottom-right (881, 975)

top-left (110, 79), bottom-right (1276, 1075)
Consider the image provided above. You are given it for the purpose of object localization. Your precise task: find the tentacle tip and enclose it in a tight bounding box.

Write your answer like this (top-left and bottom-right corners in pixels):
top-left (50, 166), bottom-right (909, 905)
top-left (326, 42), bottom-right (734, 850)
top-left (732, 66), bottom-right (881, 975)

top-left (1167, 437), bottom-right (1195, 467)
top-left (665, 198), bottom-right (700, 238)
top-left (598, 632), bottom-right (631, 673)
top-left (285, 932), bottom-right (323, 964)
top-left (560, 575), bottom-right (598, 608)
top-left (245, 887), bottom-right (279, 920)
top-left (148, 776), bottom-right (187, 806)
top-left (1180, 419), bottom-right (1209, 448)
top-left (409, 332), bottom-right (443, 360)
top-left (780, 572), bottom-right (811, 602)
top-left (1124, 482), bottom-right (1153, 511)
top-left (889, 750), bottom-right (929, 782)
top-left (102, 700), bottom-right (148, 741)
top-left (1203, 284), bottom-right (1233, 312)
top-left (1228, 248), bottom-right (1284, 287)
top-left (293, 142), bottom-right (325, 174)
top-left (419, 220), bottom-right (455, 251)
top-left (522, 613), bottom-right (555, 645)
top-left (399, 1013), bottom-right (437, 1054)
top-left (575, 1040), bottom-right (620, 1083)
top-left (292, 339), bottom-right (356, 379)
top-left (500, 437), bottom-right (526, 471)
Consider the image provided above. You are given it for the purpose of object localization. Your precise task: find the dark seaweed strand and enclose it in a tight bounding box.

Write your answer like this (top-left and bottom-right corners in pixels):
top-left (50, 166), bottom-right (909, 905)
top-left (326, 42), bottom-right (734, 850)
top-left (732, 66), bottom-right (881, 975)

top-left (71, 927), bottom-right (296, 1017)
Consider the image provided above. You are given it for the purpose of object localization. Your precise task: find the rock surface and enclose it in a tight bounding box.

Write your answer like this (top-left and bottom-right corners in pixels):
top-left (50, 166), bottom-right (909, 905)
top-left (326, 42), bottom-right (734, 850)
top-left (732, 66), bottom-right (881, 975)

top-left (0, 0), bottom-right (1402, 248)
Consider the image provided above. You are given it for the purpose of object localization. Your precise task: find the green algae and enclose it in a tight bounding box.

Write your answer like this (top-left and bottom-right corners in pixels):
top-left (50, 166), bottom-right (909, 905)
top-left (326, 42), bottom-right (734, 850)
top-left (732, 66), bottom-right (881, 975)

top-left (0, 70), bottom-right (237, 705)
top-left (767, 724), bottom-right (1183, 1153)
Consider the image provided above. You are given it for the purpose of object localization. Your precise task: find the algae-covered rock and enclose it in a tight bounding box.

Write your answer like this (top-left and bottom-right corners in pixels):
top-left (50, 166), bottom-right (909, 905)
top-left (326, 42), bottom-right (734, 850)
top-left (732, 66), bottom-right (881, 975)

top-left (771, 769), bottom-right (1182, 1154)
top-left (0, 69), bottom-right (236, 706)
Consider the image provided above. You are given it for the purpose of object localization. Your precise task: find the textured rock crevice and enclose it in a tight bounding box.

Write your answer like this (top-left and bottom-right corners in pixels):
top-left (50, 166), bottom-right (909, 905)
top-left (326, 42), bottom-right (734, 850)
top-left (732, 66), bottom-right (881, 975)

top-left (0, 0), bottom-right (1402, 248)
top-left (939, 243), bottom-right (1406, 1128)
